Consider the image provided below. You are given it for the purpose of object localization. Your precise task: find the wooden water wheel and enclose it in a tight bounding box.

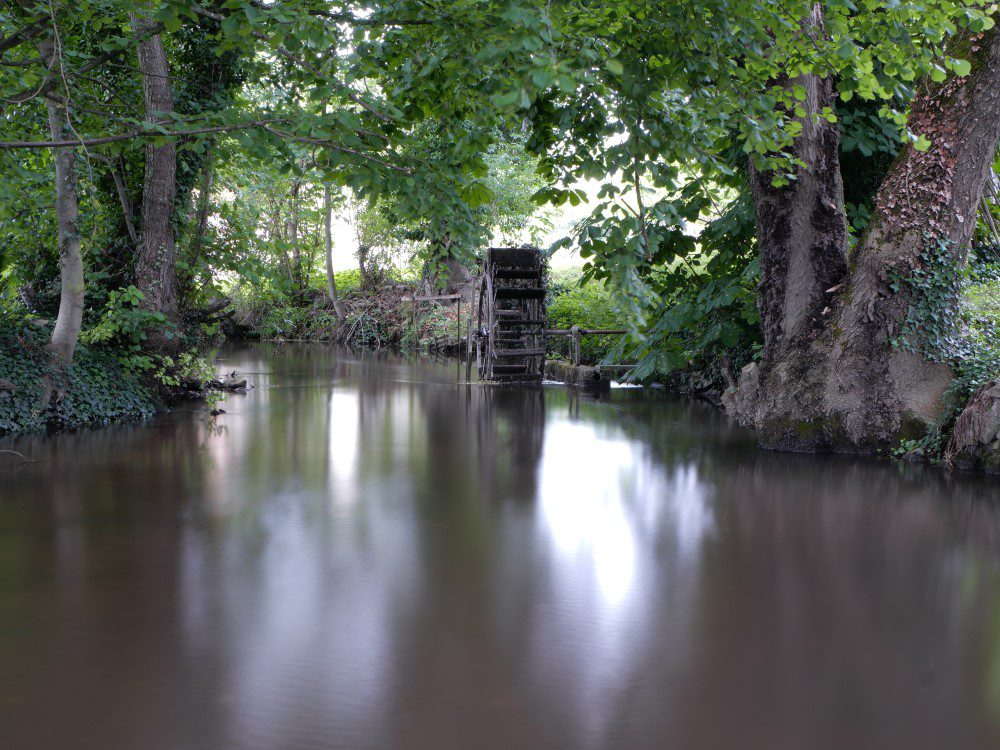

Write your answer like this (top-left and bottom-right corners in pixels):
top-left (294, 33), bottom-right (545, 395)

top-left (475, 247), bottom-right (546, 382)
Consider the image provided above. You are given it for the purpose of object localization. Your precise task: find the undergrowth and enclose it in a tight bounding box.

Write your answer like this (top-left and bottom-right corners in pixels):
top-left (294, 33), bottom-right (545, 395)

top-left (0, 312), bottom-right (157, 434)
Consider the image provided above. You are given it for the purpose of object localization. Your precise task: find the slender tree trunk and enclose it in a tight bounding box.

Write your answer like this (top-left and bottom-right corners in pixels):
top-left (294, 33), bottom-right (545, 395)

top-left (269, 199), bottom-right (295, 281)
top-left (289, 179), bottom-right (301, 291)
top-left (12, 7), bottom-right (84, 412)
top-left (99, 155), bottom-right (137, 244)
top-left (323, 185), bottom-right (346, 318)
top-left (358, 243), bottom-right (374, 289)
top-left (190, 140), bottom-right (215, 276)
top-left (132, 7), bottom-right (179, 350)
top-left (23, 26), bottom-right (84, 368)
top-left (45, 97), bottom-right (84, 366)
top-left (728, 25), bottom-right (1000, 453)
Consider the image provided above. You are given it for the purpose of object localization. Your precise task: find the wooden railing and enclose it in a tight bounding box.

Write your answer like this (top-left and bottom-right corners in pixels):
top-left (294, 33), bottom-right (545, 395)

top-left (544, 325), bottom-right (629, 367)
top-left (403, 290), bottom-right (633, 371)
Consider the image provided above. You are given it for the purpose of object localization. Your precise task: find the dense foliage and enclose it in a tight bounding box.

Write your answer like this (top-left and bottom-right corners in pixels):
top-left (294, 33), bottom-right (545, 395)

top-left (0, 1), bottom-right (998, 445)
top-left (0, 312), bottom-right (156, 433)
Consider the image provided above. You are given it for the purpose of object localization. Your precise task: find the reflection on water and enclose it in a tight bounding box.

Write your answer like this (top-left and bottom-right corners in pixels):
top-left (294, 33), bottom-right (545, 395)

top-left (2, 344), bottom-right (1000, 749)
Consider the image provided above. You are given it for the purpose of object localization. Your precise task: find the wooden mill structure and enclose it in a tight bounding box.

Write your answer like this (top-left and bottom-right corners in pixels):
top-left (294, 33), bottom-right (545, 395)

top-left (474, 247), bottom-right (547, 382)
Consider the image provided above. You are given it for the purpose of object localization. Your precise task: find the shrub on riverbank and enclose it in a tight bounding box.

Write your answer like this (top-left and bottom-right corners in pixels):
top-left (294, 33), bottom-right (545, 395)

top-left (229, 282), bottom-right (414, 347)
top-left (546, 269), bottom-right (621, 365)
top-left (229, 267), bottom-right (629, 362)
top-left (0, 313), bottom-right (157, 435)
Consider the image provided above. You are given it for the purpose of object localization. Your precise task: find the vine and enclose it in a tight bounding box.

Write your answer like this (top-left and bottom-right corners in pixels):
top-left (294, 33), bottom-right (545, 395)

top-left (891, 238), bottom-right (1000, 460)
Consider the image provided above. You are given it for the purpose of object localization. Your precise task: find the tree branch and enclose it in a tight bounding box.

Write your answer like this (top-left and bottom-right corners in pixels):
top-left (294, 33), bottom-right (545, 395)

top-left (0, 16), bottom-right (46, 54)
top-left (0, 119), bottom-right (284, 148)
top-left (260, 123), bottom-right (413, 174)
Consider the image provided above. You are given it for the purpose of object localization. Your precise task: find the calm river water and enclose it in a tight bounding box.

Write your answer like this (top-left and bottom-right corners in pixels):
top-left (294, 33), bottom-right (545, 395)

top-left (3, 344), bottom-right (1000, 749)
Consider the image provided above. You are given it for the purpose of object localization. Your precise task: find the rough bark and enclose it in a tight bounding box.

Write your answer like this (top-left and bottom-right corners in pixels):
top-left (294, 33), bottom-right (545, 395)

top-left (323, 185), bottom-right (347, 318)
top-left (749, 16), bottom-right (848, 355)
top-left (132, 8), bottom-right (179, 350)
top-left (944, 381), bottom-right (1000, 474)
top-left (728, 26), bottom-right (1000, 453)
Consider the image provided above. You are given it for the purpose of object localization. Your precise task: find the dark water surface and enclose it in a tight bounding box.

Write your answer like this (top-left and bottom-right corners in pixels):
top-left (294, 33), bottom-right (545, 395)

top-left (3, 344), bottom-right (1000, 749)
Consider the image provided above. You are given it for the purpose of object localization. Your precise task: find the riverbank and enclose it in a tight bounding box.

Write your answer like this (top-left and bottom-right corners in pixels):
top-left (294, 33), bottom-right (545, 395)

top-left (0, 321), bottom-right (157, 434)
top-left (5, 263), bottom-right (999, 473)
top-left (227, 268), bottom-right (624, 361)
top-left (0, 315), bottom-right (242, 436)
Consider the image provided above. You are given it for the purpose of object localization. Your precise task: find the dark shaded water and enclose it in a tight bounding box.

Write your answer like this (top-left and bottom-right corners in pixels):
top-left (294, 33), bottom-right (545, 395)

top-left (3, 344), bottom-right (1000, 749)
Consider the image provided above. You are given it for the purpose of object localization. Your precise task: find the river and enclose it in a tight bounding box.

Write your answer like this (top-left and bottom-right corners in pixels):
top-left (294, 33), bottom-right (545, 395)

top-left (2, 343), bottom-right (1000, 749)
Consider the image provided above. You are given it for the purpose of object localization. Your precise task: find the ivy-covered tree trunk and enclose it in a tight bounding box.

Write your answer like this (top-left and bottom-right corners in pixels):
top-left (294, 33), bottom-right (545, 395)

top-left (728, 27), bottom-right (1000, 453)
top-left (421, 236), bottom-right (473, 297)
top-left (132, 8), bottom-right (179, 349)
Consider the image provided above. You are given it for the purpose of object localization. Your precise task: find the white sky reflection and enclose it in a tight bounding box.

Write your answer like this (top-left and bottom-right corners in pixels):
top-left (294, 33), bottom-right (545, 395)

top-left (532, 412), bottom-right (715, 747)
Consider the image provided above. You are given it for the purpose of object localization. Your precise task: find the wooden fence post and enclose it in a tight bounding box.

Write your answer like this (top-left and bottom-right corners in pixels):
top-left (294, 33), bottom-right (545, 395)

top-left (571, 325), bottom-right (581, 366)
top-left (411, 298), bottom-right (416, 344)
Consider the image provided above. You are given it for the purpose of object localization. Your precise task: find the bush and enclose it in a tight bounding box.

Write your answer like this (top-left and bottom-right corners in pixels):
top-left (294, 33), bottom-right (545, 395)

top-left (0, 313), bottom-right (157, 435)
top-left (546, 270), bottom-right (622, 364)
top-left (403, 303), bottom-right (463, 351)
top-left (333, 269), bottom-right (362, 294)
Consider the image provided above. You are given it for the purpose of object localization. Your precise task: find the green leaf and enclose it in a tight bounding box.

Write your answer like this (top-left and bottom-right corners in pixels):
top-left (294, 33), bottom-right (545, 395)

top-left (951, 59), bottom-right (972, 77)
top-left (163, 13), bottom-right (182, 33)
top-left (491, 89), bottom-right (519, 107)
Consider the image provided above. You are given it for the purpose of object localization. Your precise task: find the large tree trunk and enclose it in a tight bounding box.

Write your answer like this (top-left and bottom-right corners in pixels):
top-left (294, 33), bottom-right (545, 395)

top-left (421, 236), bottom-right (473, 298)
top-left (132, 8), bottom-right (179, 350)
top-left (45, 97), bottom-right (84, 366)
top-left (323, 185), bottom-right (346, 318)
top-left (728, 26), bottom-right (1000, 453)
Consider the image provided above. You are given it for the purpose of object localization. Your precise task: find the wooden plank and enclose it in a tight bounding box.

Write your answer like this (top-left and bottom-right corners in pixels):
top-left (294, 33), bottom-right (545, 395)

top-left (494, 348), bottom-right (545, 358)
top-left (543, 328), bottom-right (626, 336)
top-left (400, 293), bottom-right (462, 302)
